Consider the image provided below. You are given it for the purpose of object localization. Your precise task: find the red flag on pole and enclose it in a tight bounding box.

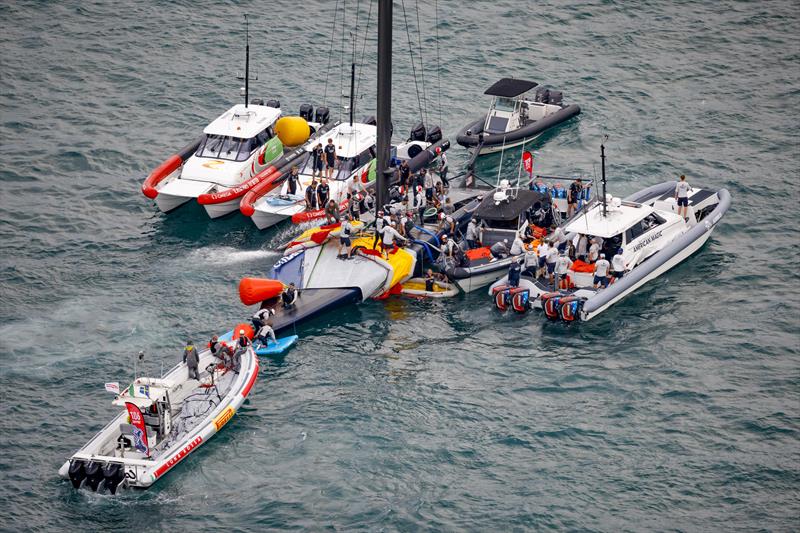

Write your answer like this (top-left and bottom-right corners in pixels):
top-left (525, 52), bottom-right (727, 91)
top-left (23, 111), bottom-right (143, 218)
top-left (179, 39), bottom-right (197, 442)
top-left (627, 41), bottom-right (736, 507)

top-left (125, 402), bottom-right (150, 456)
top-left (522, 151), bottom-right (534, 175)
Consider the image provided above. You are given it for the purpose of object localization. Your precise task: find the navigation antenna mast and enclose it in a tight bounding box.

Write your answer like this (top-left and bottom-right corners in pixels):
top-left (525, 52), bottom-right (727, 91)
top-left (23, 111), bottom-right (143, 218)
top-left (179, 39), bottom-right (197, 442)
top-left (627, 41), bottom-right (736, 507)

top-left (349, 33), bottom-right (356, 127)
top-left (244, 14), bottom-right (250, 108)
top-left (375, 0), bottom-right (392, 212)
top-left (601, 134), bottom-right (608, 217)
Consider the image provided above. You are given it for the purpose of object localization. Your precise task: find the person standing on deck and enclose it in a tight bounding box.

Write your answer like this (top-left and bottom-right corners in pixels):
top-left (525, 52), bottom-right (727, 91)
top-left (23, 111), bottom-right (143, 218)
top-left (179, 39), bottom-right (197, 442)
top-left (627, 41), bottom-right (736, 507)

top-left (338, 214), bottom-right (354, 259)
top-left (183, 340), bottom-right (199, 380)
top-left (593, 253), bottom-right (611, 289)
top-left (317, 178), bottom-right (330, 208)
top-left (312, 143), bottom-right (324, 179)
top-left (324, 138), bottom-right (337, 179)
top-left (611, 248), bottom-right (626, 283)
top-left (567, 177), bottom-right (583, 217)
top-left (465, 218), bottom-right (480, 250)
top-left (675, 174), bottom-right (691, 221)
top-left (373, 210), bottom-right (387, 250)
top-left (554, 250), bottom-right (573, 290)
top-left (381, 222), bottom-right (406, 258)
top-left (536, 239), bottom-right (549, 279)
top-left (438, 151), bottom-right (449, 188)
top-left (286, 166), bottom-right (300, 196)
top-left (546, 241), bottom-right (559, 286)
top-left (305, 180), bottom-right (318, 210)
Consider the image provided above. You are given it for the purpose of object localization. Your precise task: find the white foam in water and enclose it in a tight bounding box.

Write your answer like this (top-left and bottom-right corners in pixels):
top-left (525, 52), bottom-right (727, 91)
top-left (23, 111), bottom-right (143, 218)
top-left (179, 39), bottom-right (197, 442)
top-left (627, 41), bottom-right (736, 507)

top-left (187, 247), bottom-right (279, 266)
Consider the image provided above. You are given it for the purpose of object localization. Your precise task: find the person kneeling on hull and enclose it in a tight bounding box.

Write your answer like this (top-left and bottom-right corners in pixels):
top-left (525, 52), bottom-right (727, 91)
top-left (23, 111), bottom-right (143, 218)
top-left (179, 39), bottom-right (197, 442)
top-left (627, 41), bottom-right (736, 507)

top-left (252, 307), bottom-right (275, 332)
top-left (490, 239), bottom-right (509, 259)
top-left (281, 283), bottom-right (298, 308)
top-left (256, 320), bottom-right (277, 346)
top-left (593, 253), bottom-right (611, 289)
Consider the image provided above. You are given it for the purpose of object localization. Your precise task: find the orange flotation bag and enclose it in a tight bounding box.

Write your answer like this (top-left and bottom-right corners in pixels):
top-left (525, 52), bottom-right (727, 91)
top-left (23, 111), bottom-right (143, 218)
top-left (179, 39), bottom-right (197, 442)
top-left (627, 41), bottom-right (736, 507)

top-left (239, 278), bottom-right (284, 305)
top-left (466, 246), bottom-right (492, 261)
top-left (232, 324), bottom-right (255, 340)
top-left (570, 259), bottom-right (595, 273)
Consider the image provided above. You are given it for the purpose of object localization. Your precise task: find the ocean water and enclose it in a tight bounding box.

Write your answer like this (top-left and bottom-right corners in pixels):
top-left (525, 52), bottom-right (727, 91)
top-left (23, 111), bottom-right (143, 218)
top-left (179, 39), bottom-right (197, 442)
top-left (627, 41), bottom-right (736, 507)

top-left (1, 0), bottom-right (798, 530)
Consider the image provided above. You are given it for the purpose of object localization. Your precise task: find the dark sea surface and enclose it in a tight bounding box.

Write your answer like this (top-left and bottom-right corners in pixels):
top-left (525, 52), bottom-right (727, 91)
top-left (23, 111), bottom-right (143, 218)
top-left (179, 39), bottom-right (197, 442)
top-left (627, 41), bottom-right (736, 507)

top-left (1, 0), bottom-right (798, 530)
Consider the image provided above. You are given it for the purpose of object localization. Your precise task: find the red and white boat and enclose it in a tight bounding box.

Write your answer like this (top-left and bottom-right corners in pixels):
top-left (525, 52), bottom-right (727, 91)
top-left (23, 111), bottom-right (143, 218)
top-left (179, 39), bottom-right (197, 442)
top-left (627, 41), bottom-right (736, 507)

top-left (58, 330), bottom-right (259, 493)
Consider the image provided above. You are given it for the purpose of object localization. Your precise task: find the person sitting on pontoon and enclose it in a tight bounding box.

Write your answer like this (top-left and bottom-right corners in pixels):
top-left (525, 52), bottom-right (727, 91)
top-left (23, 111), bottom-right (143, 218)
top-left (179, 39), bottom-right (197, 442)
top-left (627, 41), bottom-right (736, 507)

top-left (281, 283), bottom-right (297, 308)
top-left (256, 321), bottom-right (277, 346)
top-left (490, 239), bottom-right (510, 259)
top-left (510, 234), bottom-right (525, 256)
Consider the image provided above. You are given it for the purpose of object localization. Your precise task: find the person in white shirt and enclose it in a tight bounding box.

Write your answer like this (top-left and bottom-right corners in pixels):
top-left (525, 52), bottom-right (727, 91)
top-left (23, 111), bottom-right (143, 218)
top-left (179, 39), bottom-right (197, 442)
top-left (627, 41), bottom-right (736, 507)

top-left (381, 222), bottom-right (406, 257)
top-left (251, 307), bottom-right (274, 332)
top-left (546, 242), bottom-right (559, 285)
top-left (674, 174), bottom-right (691, 220)
top-left (576, 233), bottom-right (589, 261)
top-left (588, 238), bottom-right (600, 263)
top-left (550, 225), bottom-right (568, 253)
top-left (256, 321), bottom-right (277, 346)
top-left (536, 240), bottom-right (550, 279)
top-left (611, 248), bottom-right (626, 283)
top-left (593, 253), bottom-right (611, 288)
top-left (510, 234), bottom-right (525, 256)
top-left (554, 250), bottom-right (573, 290)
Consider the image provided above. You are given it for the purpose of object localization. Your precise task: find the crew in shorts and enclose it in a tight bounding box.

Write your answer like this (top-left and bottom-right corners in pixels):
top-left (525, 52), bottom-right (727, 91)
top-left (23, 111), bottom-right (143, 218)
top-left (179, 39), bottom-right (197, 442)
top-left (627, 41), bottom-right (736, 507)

top-left (546, 241), bottom-right (559, 286)
top-left (324, 138), bottom-right (337, 179)
top-left (593, 253), bottom-right (611, 288)
top-left (675, 174), bottom-right (691, 220)
top-left (611, 247), bottom-right (625, 283)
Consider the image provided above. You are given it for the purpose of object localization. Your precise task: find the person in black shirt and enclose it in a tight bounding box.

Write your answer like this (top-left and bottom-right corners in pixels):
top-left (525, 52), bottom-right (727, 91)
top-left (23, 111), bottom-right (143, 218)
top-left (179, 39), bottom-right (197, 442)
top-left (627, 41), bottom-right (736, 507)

top-left (286, 165), bottom-right (300, 196)
top-left (316, 178), bottom-right (330, 207)
top-left (324, 138), bottom-right (337, 179)
top-left (305, 180), bottom-right (318, 209)
top-left (568, 178), bottom-right (583, 217)
top-left (398, 161), bottom-right (411, 192)
top-left (312, 143), bottom-right (324, 179)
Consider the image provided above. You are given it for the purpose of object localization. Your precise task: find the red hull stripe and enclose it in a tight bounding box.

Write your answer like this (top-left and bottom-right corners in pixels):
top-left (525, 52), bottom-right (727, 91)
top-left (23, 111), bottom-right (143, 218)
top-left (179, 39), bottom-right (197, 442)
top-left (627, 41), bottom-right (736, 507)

top-left (241, 361), bottom-right (259, 398)
top-left (153, 435), bottom-right (203, 479)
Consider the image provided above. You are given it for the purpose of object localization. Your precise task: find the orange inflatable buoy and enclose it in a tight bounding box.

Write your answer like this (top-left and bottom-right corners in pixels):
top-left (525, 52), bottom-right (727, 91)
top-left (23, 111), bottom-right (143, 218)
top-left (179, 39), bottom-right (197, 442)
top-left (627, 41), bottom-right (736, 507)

top-left (232, 323), bottom-right (255, 341)
top-left (239, 278), bottom-right (284, 306)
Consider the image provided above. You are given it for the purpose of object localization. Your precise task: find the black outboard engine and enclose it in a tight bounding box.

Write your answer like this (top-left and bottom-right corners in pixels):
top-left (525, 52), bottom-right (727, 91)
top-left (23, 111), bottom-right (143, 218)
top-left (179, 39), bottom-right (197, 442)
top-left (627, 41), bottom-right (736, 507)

top-left (408, 122), bottom-right (426, 142)
top-left (84, 461), bottom-right (105, 492)
top-left (265, 99), bottom-right (280, 109)
top-left (362, 115), bottom-right (377, 126)
top-left (103, 463), bottom-right (126, 495)
top-left (299, 103), bottom-right (314, 121)
top-left (426, 125), bottom-right (443, 144)
top-left (548, 91), bottom-right (563, 106)
top-left (68, 459), bottom-right (87, 489)
top-left (535, 87), bottom-right (550, 104)
top-left (315, 106), bottom-right (330, 124)
top-left (250, 98), bottom-right (265, 106)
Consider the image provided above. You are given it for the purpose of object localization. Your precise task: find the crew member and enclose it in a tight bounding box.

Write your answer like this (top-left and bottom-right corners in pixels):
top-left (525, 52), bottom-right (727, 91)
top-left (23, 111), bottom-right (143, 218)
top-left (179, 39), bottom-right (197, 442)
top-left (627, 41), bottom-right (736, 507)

top-left (381, 222), bottom-right (406, 257)
top-left (398, 160), bottom-right (411, 192)
top-left (208, 335), bottom-right (220, 356)
top-left (490, 239), bottom-right (510, 259)
top-left (546, 241), bottom-right (559, 286)
top-left (252, 307), bottom-right (274, 332)
top-left (287, 166), bottom-right (300, 196)
top-left (305, 180), bottom-right (318, 210)
top-left (373, 210), bottom-right (386, 249)
top-left (593, 253), bottom-right (611, 288)
top-left (567, 177), bottom-right (583, 217)
top-left (588, 238), bottom-right (601, 263)
top-left (466, 218), bottom-right (480, 250)
top-left (312, 143), bottom-right (324, 179)
top-left (338, 214), bottom-right (354, 259)
top-left (324, 138), bottom-right (337, 179)
top-left (439, 151), bottom-right (449, 187)
top-left (440, 234), bottom-right (456, 259)
top-left (256, 320), bottom-right (277, 346)
top-left (317, 178), bottom-right (330, 208)
top-left (324, 199), bottom-right (340, 224)
top-left (551, 224), bottom-right (568, 252)
top-left (575, 233), bottom-right (589, 261)
top-left (183, 340), bottom-right (200, 380)
top-left (536, 239), bottom-right (549, 279)
top-left (675, 174), bottom-right (691, 221)
top-left (424, 168), bottom-right (434, 201)
top-left (281, 283), bottom-right (297, 308)
top-left (508, 259), bottom-right (522, 288)
top-left (510, 233), bottom-right (525, 256)
top-left (611, 248), bottom-right (626, 283)
top-left (554, 250), bottom-right (573, 290)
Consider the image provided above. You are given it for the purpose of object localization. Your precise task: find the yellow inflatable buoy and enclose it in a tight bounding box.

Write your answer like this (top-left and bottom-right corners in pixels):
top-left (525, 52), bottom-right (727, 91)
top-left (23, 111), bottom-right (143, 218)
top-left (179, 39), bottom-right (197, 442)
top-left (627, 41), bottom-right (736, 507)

top-left (274, 116), bottom-right (311, 147)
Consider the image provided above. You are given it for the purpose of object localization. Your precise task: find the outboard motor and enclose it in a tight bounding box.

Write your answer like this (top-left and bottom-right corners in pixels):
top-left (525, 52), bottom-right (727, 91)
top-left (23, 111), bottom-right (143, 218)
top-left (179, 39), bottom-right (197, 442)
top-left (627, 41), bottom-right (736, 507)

top-left (559, 296), bottom-right (582, 321)
top-left (250, 98), bottom-right (265, 106)
top-left (548, 91), bottom-right (563, 106)
top-left (315, 106), bottom-right (330, 124)
top-left (265, 99), bottom-right (280, 109)
top-left (299, 103), bottom-right (314, 121)
top-left (408, 122), bottom-right (426, 142)
top-left (510, 287), bottom-right (530, 313)
top-left (84, 461), bottom-right (105, 492)
top-left (426, 125), bottom-right (443, 144)
top-left (68, 459), bottom-right (87, 489)
top-left (540, 292), bottom-right (563, 320)
top-left (361, 115), bottom-right (377, 126)
top-left (492, 285), bottom-right (512, 311)
top-left (535, 87), bottom-right (550, 104)
top-left (103, 463), bottom-right (126, 495)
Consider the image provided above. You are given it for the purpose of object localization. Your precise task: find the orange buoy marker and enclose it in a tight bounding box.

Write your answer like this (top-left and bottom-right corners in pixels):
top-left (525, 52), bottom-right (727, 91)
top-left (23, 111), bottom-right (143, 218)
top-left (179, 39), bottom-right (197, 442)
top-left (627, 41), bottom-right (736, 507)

top-left (239, 278), bottom-right (284, 306)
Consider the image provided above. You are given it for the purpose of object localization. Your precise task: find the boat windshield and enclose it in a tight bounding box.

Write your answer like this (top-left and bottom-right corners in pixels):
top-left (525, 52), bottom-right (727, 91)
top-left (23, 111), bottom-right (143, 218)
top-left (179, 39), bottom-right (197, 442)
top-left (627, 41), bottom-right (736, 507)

top-left (196, 134), bottom-right (259, 162)
top-left (493, 97), bottom-right (516, 112)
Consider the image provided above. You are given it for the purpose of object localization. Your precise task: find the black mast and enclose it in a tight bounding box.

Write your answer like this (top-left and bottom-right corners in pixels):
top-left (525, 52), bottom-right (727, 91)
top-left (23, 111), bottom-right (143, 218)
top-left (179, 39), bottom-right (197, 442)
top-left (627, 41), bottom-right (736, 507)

top-left (244, 14), bottom-right (250, 108)
top-left (601, 135), bottom-right (608, 216)
top-left (376, 0), bottom-right (392, 212)
top-left (349, 61), bottom-right (356, 127)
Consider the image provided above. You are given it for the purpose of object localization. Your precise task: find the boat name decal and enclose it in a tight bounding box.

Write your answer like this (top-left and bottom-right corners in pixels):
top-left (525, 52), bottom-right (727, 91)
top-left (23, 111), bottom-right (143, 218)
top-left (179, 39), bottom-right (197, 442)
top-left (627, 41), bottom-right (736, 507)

top-left (202, 160), bottom-right (224, 169)
top-left (153, 435), bottom-right (203, 479)
top-left (632, 230), bottom-right (663, 253)
top-left (273, 251), bottom-right (302, 270)
top-left (213, 407), bottom-right (236, 431)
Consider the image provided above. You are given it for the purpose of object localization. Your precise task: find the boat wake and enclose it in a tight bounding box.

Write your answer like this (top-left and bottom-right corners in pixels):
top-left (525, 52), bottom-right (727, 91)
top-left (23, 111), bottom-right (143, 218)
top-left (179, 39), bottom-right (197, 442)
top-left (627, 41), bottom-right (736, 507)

top-left (187, 246), bottom-right (279, 266)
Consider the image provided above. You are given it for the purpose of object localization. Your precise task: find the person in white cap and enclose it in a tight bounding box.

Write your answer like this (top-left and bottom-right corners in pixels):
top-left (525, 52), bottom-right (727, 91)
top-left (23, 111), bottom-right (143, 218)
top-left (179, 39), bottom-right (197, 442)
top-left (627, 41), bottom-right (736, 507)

top-left (440, 234), bottom-right (456, 258)
top-left (554, 249), bottom-right (573, 290)
top-left (593, 253), bottom-right (611, 288)
top-left (373, 210), bottom-right (386, 249)
top-left (510, 233), bottom-right (525, 256)
top-left (611, 247), bottom-right (626, 283)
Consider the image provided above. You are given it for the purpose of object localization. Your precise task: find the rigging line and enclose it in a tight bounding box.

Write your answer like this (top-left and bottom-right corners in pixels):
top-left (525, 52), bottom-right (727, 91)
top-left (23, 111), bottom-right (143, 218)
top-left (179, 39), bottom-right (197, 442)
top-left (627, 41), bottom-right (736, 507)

top-left (355, 0), bottom-right (374, 113)
top-left (434, 0), bottom-right (442, 126)
top-left (323, 0), bottom-right (341, 105)
top-left (413, 0), bottom-right (428, 127)
top-left (339, 0), bottom-right (348, 120)
top-left (400, 0), bottom-right (425, 127)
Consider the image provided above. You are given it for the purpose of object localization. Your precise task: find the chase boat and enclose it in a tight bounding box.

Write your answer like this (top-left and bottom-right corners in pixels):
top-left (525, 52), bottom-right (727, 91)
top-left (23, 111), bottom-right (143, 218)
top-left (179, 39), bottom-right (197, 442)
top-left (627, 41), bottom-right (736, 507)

top-left (59, 332), bottom-right (259, 493)
top-left (490, 175), bottom-right (731, 321)
top-left (456, 78), bottom-right (581, 158)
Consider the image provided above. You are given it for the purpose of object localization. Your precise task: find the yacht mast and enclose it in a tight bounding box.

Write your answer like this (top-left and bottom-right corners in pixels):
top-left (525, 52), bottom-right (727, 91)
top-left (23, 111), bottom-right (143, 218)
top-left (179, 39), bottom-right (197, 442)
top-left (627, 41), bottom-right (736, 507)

top-left (244, 14), bottom-right (250, 108)
top-left (601, 135), bottom-right (608, 216)
top-left (376, 0), bottom-right (392, 211)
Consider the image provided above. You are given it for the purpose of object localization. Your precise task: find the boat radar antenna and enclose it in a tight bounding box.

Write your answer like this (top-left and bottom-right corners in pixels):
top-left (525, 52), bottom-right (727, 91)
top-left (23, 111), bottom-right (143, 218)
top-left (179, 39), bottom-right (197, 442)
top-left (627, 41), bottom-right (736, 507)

top-left (601, 134), bottom-right (609, 217)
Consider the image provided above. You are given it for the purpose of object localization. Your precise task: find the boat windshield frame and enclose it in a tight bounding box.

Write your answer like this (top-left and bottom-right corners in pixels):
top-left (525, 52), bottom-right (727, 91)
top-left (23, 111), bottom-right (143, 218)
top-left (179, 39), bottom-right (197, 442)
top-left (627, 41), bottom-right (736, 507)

top-left (195, 128), bottom-right (271, 162)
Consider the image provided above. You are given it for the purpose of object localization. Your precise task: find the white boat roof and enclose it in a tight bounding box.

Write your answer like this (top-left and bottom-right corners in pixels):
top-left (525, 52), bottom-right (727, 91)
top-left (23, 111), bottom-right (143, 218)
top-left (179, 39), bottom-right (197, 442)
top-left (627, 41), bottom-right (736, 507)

top-left (564, 201), bottom-right (653, 238)
top-left (306, 122), bottom-right (376, 158)
top-left (203, 104), bottom-right (281, 138)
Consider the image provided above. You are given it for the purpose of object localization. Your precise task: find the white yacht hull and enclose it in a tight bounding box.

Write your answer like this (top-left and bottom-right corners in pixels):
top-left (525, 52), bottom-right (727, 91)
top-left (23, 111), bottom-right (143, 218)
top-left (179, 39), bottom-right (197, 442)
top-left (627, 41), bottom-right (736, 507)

top-left (454, 268), bottom-right (507, 293)
top-left (250, 209), bottom-right (289, 230)
top-left (203, 199), bottom-right (240, 219)
top-left (154, 192), bottom-right (193, 213)
top-left (475, 133), bottom-right (541, 155)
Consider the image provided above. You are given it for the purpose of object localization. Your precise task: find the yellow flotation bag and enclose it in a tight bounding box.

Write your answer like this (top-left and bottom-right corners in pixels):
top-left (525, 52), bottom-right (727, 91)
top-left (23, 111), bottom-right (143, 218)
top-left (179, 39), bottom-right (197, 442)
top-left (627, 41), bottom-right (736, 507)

top-left (274, 116), bottom-right (311, 147)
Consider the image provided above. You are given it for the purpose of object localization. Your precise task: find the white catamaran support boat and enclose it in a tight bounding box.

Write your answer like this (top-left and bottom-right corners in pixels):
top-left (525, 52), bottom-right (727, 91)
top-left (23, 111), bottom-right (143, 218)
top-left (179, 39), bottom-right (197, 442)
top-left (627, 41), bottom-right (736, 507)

top-left (59, 337), bottom-right (259, 493)
top-left (489, 142), bottom-right (731, 321)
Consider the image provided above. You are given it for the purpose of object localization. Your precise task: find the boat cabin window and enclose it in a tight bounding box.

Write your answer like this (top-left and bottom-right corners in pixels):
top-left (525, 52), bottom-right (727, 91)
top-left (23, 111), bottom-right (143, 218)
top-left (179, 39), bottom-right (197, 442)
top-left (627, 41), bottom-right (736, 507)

top-left (625, 212), bottom-right (666, 243)
top-left (493, 97), bottom-right (517, 112)
top-left (196, 134), bottom-right (261, 162)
